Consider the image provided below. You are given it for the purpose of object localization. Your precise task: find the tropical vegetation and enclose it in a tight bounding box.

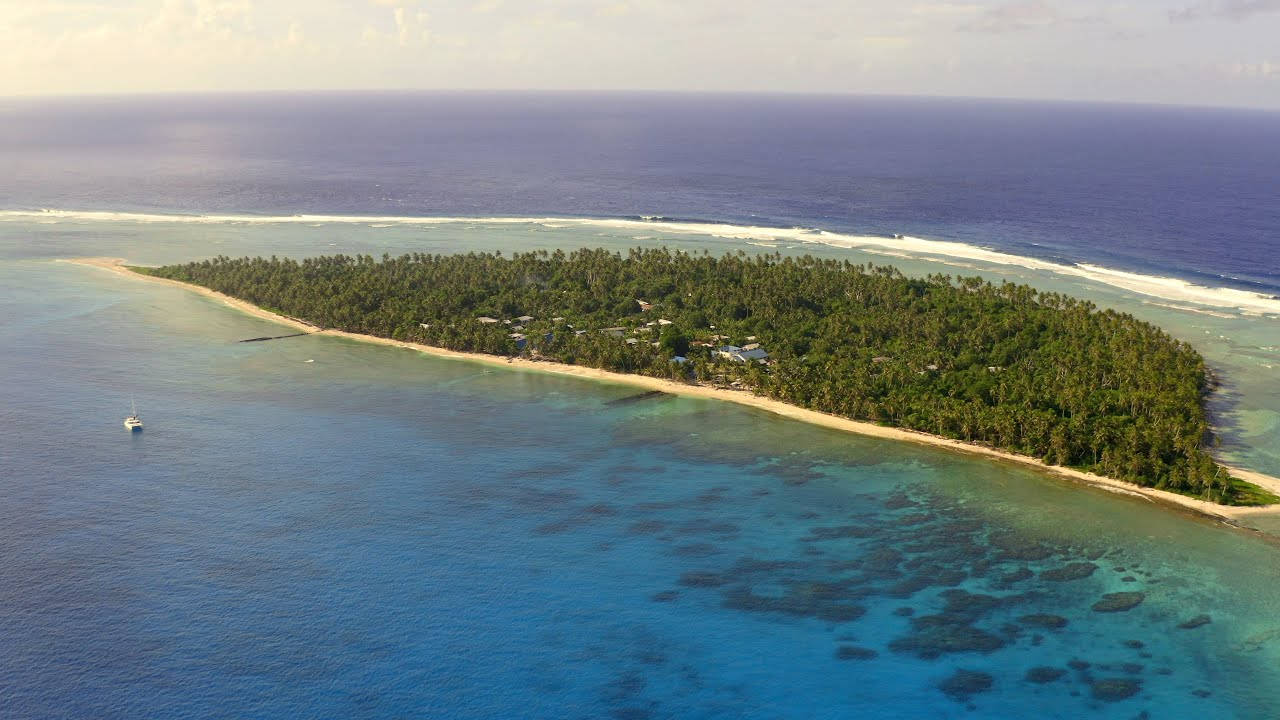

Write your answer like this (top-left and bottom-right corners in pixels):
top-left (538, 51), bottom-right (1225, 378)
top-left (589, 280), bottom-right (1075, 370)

top-left (139, 248), bottom-right (1268, 504)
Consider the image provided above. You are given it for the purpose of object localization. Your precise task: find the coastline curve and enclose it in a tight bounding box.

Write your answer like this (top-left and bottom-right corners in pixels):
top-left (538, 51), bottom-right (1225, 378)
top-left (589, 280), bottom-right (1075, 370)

top-left (63, 256), bottom-right (1280, 528)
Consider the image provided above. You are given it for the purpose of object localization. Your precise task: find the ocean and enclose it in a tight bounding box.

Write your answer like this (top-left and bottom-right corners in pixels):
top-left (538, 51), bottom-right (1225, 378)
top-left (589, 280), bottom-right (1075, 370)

top-left (2, 92), bottom-right (1279, 718)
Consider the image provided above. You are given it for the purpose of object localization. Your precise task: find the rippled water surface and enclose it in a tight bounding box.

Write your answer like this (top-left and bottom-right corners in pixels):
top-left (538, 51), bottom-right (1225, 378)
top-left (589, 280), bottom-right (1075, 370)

top-left (3, 222), bottom-right (1280, 718)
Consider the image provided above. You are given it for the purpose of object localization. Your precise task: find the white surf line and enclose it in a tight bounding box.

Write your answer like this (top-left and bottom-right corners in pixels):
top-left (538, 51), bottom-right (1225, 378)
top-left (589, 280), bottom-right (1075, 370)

top-left (10, 208), bottom-right (1280, 315)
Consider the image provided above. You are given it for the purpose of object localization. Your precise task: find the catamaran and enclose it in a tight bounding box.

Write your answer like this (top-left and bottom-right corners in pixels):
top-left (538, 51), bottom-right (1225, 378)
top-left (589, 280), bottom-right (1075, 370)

top-left (124, 399), bottom-right (143, 431)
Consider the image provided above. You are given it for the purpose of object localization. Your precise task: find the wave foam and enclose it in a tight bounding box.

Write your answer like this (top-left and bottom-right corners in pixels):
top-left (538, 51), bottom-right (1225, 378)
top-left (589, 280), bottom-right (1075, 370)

top-left (7, 208), bottom-right (1280, 315)
top-left (1142, 301), bottom-right (1238, 319)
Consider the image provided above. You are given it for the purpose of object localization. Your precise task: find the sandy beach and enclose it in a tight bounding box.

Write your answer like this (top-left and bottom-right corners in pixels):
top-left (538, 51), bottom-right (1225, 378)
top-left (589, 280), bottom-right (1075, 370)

top-left (67, 256), bottom-right (1280, 525)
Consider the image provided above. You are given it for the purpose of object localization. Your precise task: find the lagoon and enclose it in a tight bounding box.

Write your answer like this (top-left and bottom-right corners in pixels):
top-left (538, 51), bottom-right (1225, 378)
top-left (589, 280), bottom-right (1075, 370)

top-left (3, 217), bottom-right (1280, 718)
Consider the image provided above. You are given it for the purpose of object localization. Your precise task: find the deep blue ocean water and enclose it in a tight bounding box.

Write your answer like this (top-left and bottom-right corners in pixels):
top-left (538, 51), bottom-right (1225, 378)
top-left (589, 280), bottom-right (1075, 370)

top-left (3, 93), bottom-right (1280, 718)
top-left (1, 92), bottom-right (1277, 294)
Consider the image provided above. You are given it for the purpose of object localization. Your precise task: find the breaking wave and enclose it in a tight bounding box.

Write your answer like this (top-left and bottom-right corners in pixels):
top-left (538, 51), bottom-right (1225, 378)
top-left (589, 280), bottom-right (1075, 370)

top-left (7, 208), bottom-right (1279, 316)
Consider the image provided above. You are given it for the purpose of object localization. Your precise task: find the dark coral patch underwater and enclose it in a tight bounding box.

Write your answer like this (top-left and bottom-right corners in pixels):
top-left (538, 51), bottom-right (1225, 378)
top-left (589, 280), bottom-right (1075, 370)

top-left (939, 669), bottom-right (994, 700)
top-left (1092, 592), bottom-right (1145, 613)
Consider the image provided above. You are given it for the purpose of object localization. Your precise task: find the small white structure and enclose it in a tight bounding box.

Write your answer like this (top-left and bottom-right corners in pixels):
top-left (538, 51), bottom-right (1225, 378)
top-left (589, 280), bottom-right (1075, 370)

top-left (516, 315), bottom-right (534, 323)
top-left (636, 299), bottom-right (653, 312)
top-left (657, 319), bottom-right (673, 326)
top-left (477, 316), bottom-right (500, 324)
top-left (715, 345), bottom-right (769, 363)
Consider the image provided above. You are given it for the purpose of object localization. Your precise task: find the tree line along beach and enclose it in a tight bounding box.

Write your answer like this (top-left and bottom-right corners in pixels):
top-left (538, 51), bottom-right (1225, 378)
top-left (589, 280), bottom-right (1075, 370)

top-left (69, 251), bottom-right (1280, 525)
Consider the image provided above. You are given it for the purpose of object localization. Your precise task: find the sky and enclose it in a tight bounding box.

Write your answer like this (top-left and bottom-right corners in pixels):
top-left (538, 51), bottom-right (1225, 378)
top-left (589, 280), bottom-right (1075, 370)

top-left (1, 0), bottom-right (1278, 109)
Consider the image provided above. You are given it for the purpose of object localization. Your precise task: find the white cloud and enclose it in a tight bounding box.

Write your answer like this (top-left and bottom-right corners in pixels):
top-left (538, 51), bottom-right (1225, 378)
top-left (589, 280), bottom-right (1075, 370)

top-left (1219, 60), bottom-right (1279, 77)
top-left (910, 3), bottom-right (982, 17)
top-left (284, 20), bottom-right (303, 47)
top-left (962, 1), bottom-right (1066, 33)
top-left (394, 6), bottom-right (409, 44)
top-left (0, 0), bottom-right (1276, 109)
top-left (1171, 0), bottom-right (1280, 22)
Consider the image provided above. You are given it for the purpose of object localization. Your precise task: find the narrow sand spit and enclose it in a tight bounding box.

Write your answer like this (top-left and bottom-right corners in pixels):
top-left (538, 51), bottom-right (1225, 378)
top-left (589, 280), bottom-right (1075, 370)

top-left (66, 256), bottom-right (1280, 526)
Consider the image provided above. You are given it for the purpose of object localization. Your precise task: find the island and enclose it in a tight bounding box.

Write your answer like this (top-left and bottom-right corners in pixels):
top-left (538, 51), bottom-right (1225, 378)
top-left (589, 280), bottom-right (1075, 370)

top-left (86, 248), bottom-right (1278, 511)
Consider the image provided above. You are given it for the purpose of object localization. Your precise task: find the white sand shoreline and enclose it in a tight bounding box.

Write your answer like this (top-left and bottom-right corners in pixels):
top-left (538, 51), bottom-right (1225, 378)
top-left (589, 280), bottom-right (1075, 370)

top-left (66, 256), bottom-right (1280, 526)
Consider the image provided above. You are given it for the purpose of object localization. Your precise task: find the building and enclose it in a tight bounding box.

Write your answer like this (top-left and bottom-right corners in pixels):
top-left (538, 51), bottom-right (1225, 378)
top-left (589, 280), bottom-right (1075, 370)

top-left (715, 345), bottom-right (769, 363)
top-left (477, 316), bottom-right (500, 324)
top-left (636, 299), bottom-right (653, 312)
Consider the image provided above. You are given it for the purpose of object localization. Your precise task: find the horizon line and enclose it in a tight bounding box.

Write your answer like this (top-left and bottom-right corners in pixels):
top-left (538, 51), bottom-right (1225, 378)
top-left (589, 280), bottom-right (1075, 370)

top-left (2, 87), bottom-right (1277, 115)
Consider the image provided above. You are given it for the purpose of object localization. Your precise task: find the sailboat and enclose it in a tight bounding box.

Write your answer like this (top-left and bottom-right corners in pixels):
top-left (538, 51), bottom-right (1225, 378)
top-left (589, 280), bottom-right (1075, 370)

top-left (124, 398), bottom-right (143, 431)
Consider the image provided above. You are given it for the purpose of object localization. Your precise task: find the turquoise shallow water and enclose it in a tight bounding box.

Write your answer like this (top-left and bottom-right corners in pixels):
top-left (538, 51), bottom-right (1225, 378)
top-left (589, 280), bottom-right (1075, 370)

top-left (7, 214), bottom-right (1276, 476)
top-left (3, 221), bottom-right (1280, 718)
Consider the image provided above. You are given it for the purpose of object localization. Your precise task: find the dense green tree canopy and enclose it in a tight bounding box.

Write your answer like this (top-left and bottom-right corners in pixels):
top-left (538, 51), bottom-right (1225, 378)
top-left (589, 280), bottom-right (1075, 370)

top-left (142, 248), bottom-right (1255, 504)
